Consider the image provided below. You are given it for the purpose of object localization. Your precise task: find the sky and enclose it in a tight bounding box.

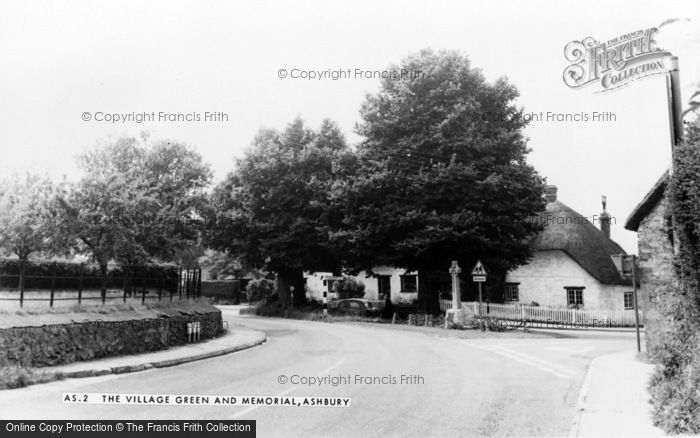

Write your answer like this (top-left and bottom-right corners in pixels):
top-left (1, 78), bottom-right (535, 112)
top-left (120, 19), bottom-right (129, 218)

top-left (1, 0), bottom-right (700, 254)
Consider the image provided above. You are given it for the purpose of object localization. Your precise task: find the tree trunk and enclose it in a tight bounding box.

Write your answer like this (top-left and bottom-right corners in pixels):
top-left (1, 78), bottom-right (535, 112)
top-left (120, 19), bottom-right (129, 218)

top-left (277, 268), bottom-right (307, 309)
top-left (417, 269), bottom-right (441, 315)
top-left (100, 263), bottom-right (108, 302)
top-left (233, 277), bottom-right (241, 305)
top-left (18, 257), bottom-right (27, 294)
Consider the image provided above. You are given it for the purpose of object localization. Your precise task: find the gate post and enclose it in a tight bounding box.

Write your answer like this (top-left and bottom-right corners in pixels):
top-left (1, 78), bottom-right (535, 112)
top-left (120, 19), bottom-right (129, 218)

top-left (50, 262), bottom-right (57, 308)
top-left (19, 260), bottom-right (25, 308)
top-left (78, 263), bottom-right (84, 305)
top-left (197, 268), bottom-right (202, 298)
top-left (178, 267), bottom-right (183, 299)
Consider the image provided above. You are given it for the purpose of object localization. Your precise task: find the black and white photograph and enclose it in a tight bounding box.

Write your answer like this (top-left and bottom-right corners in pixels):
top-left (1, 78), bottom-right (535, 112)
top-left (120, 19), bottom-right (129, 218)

top-left (1, 1), bottom-right (700, 437)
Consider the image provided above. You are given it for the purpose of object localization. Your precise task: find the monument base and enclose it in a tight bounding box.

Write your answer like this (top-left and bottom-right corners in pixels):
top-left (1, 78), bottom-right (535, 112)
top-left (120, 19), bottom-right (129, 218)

top-left (445, 308), bottom-right (467, 328)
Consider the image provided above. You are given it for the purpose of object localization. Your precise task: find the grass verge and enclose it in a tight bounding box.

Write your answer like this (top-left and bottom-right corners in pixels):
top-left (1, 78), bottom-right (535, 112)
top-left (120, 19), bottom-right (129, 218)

top-left (0, 366), bottom-right (64, 390)
top-left (0, 297), bottom-right (216, 316)
top-left (251, 301), bottom-right (558, 338)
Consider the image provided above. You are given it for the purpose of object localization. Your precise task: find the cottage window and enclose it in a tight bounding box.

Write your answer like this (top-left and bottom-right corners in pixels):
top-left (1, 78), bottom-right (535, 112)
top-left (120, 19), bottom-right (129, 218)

top-left (624, 291), bottom-right (634, 310)
top-left (504, 283), bottom-right (519, 301)
top-left (400, 275), bottom-right (418, 293)
top-left (565, 287), bottom-right (584, 306)
top-left (377, 275), bottom-right (391, 299)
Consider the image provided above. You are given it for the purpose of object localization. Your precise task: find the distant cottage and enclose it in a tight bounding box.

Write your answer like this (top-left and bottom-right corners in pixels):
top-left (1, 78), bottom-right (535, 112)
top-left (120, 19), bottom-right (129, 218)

top-left (504, 185), bottom-right (634, 311)
top-left (305, 185), bottom-right (636, 313)
top-left (305, 267), bottom-right (419, 304)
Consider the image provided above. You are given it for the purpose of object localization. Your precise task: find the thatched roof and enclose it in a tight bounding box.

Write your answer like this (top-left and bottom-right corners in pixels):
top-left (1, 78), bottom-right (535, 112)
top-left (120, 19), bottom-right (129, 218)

top-left (624, 170), bottom-right (669, 232)
top-left (533, 197), bottom-right (631, 286)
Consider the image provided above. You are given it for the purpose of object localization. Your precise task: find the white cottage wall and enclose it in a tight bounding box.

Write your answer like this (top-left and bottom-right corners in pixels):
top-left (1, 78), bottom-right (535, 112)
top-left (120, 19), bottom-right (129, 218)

top-left (506, 250), bottom-right (631, 311)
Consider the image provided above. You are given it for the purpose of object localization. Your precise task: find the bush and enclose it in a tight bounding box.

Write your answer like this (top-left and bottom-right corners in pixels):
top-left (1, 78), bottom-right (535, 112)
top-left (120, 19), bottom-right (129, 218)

top-left (334, 277), bottom-right (365, 299)
top-left (253, 300), bottom-right (329, 320)
top-left (392, 299), bottom-right (419, 317)
top-left (253, 300), bottom-right (283, 316)
top-left (648, 292), bottom-right (700, 433)
top-left (649, 120), bottom-right (700, 434)
top-left (245, 278), bottom-right (276, 303)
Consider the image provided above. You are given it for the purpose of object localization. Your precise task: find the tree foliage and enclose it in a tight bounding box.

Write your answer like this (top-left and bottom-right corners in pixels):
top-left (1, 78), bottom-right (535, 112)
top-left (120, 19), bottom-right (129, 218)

top-left (56, 136), bottom-right (212, 269)
top-left (198, 250), bottom-right (247, 280)
top-left (245, 278), bottom-right (276, 303)
top-left (332, 49), bottom-right (546, 313)
top-left (0, 173), bottom-right (59, 260)
top-left (335, 277), bottom-right (366, 299)
top-left (650, 119), bottom-right (700, 434)
top-left (205, 118), bottom-right (352, 307)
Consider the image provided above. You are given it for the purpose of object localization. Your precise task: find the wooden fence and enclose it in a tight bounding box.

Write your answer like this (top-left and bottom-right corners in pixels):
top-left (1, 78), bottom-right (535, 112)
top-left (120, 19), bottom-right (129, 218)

top-left (439, 299), bottom-right (641, 328)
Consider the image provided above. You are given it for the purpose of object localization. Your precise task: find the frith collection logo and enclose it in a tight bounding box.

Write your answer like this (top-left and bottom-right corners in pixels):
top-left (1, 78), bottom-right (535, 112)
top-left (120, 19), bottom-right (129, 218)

top-left (563, 28), bottom-right (671, 92)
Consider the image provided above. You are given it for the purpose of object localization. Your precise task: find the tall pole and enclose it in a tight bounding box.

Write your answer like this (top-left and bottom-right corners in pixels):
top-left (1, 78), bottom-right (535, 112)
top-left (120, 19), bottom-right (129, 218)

top-left (665, 55), bottom-right (683, 255)
top-left (664, 55), bottom-right (684, 153)
top-left (478, 282), bottom-right (483, 317)
top-left (478, 282), bottom-right (485, 331)
top-left (631, 255), bottom-right (641, 353)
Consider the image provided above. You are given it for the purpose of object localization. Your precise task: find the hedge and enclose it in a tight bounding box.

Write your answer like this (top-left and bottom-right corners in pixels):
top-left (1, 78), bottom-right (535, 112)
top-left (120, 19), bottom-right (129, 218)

top-left (0, 260), bottom-right (180, 292)
top-left (649, 120), bottom-right (700, 434)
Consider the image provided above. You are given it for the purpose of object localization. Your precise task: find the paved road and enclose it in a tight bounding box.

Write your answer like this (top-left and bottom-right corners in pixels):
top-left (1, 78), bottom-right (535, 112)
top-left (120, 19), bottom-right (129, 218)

top-left (0, 311), bottom-right (636, 438)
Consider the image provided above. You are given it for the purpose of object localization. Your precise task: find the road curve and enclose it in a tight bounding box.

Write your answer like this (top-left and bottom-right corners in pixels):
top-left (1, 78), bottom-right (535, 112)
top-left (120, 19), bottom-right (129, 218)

top-left (0, 312), bottom-right (634, 438)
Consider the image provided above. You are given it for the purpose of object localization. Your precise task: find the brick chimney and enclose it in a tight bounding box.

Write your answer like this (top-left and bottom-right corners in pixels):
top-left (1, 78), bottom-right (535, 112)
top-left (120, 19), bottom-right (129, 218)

top-left (544, 185), bottom-right (558, 203)
top-left (600, 195), bottom-right (611, 238)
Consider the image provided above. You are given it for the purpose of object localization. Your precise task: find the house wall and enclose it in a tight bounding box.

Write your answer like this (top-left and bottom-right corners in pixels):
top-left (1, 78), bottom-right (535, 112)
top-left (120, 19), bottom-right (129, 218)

top-left (505, 250), bottom-right (633, 311)
top-left (636, 196), bottom-right (676, 357)
top-left (305, 267), bottom-right (419, 304)
top-left (304, 271), bottom-right (333, 301)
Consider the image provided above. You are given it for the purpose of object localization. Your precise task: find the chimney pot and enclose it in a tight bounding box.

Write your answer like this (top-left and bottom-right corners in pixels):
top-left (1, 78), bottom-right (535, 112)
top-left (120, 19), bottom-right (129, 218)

top-left (544, 185), bottom-right (558, 203)
top-left (600, 195), bottom-right (611, 238)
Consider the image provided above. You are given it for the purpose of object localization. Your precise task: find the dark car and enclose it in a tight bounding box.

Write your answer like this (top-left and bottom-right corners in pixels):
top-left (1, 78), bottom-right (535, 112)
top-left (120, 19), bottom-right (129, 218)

top-left (332, 299), bottom-right (383, 316)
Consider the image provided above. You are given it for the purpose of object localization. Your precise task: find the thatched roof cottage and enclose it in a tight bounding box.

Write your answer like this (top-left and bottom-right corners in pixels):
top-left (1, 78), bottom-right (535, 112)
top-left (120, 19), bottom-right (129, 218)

top-left (504, 185), bottom-right (633, 311)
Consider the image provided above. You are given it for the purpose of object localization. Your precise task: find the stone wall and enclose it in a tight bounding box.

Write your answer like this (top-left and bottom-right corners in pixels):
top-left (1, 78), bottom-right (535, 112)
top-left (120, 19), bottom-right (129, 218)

top-left (636, 196), bottom-right (676, 357)
top-left (0, 311), bottom-right (222, 367)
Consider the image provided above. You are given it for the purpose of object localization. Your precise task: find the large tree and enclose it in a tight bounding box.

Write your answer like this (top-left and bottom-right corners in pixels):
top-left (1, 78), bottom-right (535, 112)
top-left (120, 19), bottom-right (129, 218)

top-left (332, 49), bottom-right (546, 314)
top-left (0, 172), bottom-right (58, 261)
top-left (205, 118), bottom-right (352, 308)
top-left (56, 136), bottom-right (212, 284)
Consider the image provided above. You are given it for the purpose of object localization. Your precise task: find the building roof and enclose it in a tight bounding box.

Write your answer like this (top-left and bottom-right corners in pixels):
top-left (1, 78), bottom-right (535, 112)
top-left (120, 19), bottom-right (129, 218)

top-left (533, 196), bottom-right (631, 286)
top-left (624, 171), bottom-right (669, 232)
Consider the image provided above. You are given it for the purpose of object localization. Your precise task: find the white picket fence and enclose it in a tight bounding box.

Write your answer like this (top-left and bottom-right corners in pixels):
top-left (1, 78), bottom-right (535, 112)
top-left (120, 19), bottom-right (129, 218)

top-left (439, 299), bottom-right (641, 328)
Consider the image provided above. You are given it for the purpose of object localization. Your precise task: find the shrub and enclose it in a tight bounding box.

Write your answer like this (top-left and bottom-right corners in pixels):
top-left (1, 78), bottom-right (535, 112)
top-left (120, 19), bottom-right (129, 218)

top-left (246, 278), bottom-right (276, 303)
top-left (253, 300), bottom-right (283, 316)
top-left (335, 277), bottom-right (365, 299)
top-left (649, 120), bottom-right (700, 434)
